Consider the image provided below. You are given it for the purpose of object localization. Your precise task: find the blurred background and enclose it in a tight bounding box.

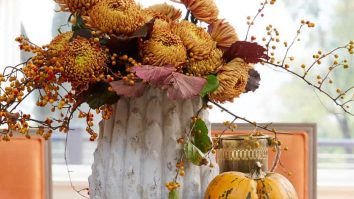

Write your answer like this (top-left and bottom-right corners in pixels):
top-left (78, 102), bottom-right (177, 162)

top-left (0, 0), bottom-right (353, 198)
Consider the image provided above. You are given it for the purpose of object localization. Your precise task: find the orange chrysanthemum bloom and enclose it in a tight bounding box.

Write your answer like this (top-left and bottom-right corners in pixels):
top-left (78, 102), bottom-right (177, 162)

top-left (60, 37), bottom-right (108, 88)
top-left (55, 0), bottom-right (98, 14)
top-left (142, 28), bottom-right (187, 67)
top-left (146, 3), bottom-right (182, 21)
top-left (208, 19), bottom-right (238, 49)
top-left (84, 0), bottom-right (146, 35)
top-left (174, 20), bottom-right (215, 60)
top-left (172, 0), bottom-right (218, 23)
top-left (187, 48), bottom-right (223, 76)
top-left (209, 58), bottom-right (250, 103)
top-left (48, 31), bottom-right (73, 56)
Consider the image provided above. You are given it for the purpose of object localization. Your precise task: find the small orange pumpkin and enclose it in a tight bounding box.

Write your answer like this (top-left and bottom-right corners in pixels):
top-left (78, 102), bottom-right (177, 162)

top-left (204, 165), bottom-right (298, 199)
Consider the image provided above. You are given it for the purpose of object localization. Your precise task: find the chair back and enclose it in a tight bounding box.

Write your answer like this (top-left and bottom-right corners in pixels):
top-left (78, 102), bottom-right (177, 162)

top-left (0, 136), bottom-right (52, 199)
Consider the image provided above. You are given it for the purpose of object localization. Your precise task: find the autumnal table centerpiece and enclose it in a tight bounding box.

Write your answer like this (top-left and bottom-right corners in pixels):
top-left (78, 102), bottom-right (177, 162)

top-left (1, 0), bottom-right (353, 199)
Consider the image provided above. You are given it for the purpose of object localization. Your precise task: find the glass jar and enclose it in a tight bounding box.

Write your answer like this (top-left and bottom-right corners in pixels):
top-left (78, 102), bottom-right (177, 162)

top-left (216, 135), bottom-right (269, 173)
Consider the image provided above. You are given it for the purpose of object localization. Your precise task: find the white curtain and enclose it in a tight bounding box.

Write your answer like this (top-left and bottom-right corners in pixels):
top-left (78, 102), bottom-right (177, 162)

top-left (0, 0), bottom-right (21, 67)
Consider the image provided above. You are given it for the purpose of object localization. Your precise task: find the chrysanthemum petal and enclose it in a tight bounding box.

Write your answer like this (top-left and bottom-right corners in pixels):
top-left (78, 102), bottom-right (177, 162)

top-left (84, 0), bottom-right (147, 35)
top-left (187, 48), bottom-right (224, 76)
top-left (209, 58), bottom-right (250, 103)
top-left (142, 27), bottom-right (187, 67)
top-left (174, 0), bottom-right (218, 23)
top-left (54, 0), bottom-right (98, 14)
top-left (208, 19), bottom-right (238, 49)
top-left (60, 37), bottom-right (108, 88)
top-left (174, 20), bottom-right (215, 61)
top-left (146, 3), bottom-right (182, 21)
top-left (48, 31), bottom-right (73, 57)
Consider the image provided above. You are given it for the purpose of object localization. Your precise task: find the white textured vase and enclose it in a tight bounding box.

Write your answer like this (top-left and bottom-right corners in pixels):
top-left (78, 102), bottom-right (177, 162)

top-left (88, 88), bottom-right (219, 199)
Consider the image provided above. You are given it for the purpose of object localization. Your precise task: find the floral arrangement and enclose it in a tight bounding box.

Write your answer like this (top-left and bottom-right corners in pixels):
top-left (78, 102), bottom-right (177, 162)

top-left (1, 0), bottom-right (353, 197)
top-left (0, 0), bottom-right (272, 140)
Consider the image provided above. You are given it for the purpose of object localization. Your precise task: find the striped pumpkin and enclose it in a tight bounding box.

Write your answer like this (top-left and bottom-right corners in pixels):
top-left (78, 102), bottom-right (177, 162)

top-left (204, 171), bottom-right (298, 199)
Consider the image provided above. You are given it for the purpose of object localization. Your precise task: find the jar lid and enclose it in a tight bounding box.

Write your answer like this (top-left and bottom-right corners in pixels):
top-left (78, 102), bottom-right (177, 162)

top-left (219, 134), bottom-right (269, 140)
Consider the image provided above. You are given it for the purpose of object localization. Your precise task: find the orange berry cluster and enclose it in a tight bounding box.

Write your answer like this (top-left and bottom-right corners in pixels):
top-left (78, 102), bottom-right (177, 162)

top-left (100, 105), bottom-right (113, 120)
top-left (176, 161), bottom-right (185, 176)
top-left (15, 36), bottom-right (43, 54)
top-left (222, 120), bottom-right (237, 131)
top-left (0, 35), bottom-right (118, 141)
top-left (115, 54), bottom-right (141, 86)
top-left (35, 127), bottom-right (53, 140)
top-left (301, 20), bottom-right (315, 28)
top-left (79, 111), bottom-right (98, 141)
top-left (177, 137), bottom-right (185, 144)
top-left (122, 73), bottom-right (137, 86)
top-left (0, 76), bottom-right (25, 103)
top-left (348, 41), bottom-right (354, 54)
top-left (165, 181), bottom-right (181, 192)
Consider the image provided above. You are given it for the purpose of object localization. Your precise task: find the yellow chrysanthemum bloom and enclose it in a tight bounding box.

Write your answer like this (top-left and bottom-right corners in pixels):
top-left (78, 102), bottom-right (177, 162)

top-left (152, 18), bottom-right (172, 32)
top-left (173, 0), bottom-right (218, 24)
top-left (209, 58), bottom-right (250, 103)
top-left (187, 48), bottom-right (223, 76)
top-left (55, 0), bottom-right (98, 14)
top-left (146, 3), bottom-right (182, 21)
top-left (48, 31), bottom-right (73, 57)
top-left (209, 19), bottom-right (238, 49)
top-left (60, 37), bottom-right (108, 88)
top-left (174, 20), bottom-right (215, 61)
top-left (142, 28), bottom-right (187, 67)
top-left (84, 0), bottom-right (146, 35)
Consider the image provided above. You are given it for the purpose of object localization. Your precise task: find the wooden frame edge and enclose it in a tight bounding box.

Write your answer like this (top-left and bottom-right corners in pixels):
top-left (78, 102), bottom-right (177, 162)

top-left (44, 138), bottom-right (53, 199)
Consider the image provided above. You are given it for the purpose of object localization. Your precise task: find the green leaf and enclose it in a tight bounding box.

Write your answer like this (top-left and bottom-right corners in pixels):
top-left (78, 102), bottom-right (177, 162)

top-left (200, 75), bottom-right (219, 97)
top-left (71, 15), bottom-right (85, 31)
top-left (184, 140), bottom-right (205, 166)
top-left (168, 190), bottom-right (179, 199)
top-left (193, 119), bottom-right (212, 153)
top-left (100, 38), bottom-right (109, 45)
top-left (77, 82), bottom-right (120, 109)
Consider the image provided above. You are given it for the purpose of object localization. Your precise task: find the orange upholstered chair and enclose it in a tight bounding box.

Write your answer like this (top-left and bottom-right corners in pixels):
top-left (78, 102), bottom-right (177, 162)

top-left (212, 123), bottom-right (317, 199)
top-left (0, 135), bottom-right (52, 199)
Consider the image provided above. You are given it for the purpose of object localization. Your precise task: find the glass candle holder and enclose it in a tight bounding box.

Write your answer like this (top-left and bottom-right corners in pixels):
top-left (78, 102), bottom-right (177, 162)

top-left (216, 135), bottom-right (269, 173)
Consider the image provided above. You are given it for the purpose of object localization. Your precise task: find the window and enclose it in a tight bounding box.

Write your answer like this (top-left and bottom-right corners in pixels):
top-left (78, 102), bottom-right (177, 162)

top-left (1, 0), bottom-right (353, 198)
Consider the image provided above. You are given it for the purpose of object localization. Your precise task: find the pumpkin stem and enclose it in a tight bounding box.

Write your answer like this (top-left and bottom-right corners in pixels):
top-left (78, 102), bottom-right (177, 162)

top-left (249, 161), bottom-right (266, 179)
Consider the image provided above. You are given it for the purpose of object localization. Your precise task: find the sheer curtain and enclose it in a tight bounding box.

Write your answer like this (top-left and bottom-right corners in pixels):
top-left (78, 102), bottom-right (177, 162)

top-left (0, 0), bottom-right (21, 67)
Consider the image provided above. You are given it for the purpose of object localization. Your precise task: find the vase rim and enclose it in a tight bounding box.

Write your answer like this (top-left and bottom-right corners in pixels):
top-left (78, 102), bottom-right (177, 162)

top-left (219, 134), bottom-right (269, 140)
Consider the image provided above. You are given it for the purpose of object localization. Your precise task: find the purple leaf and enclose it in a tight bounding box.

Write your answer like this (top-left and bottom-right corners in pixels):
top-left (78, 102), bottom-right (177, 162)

top-left (163, 72), bottom-right (207, 100)
top-left (132, 66), bottom-right (206, 99)
top-left (109, 81), bottom-right (146, 97)
top-left (6, 112), bottom-right (20, 123)
top-left (132, 65), bottom-right (176, 86)
top-left (245, 68), bottom-right (261, 93)
top-left (70, 29), bottom-right (92, 41)
top-left (105, 19), bottom-right (155, 54)
top-left (223, 41), bottom-right (269, 63)
top-left (132, 19), bottom-right (155, 38)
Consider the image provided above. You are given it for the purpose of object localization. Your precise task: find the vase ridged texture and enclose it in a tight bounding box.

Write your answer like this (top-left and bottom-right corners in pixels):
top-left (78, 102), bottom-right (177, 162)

top-left (88, 88), bottom-right (218, 199)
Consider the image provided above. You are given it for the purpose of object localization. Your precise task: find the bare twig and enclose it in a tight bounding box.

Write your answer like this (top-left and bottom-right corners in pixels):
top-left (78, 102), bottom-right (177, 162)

top-left (265, 61), bottom-right (354, 116)
top-left (245, 1), bottom-right (267, 41)
top-left (65, 131), bottom-right (89, 198)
